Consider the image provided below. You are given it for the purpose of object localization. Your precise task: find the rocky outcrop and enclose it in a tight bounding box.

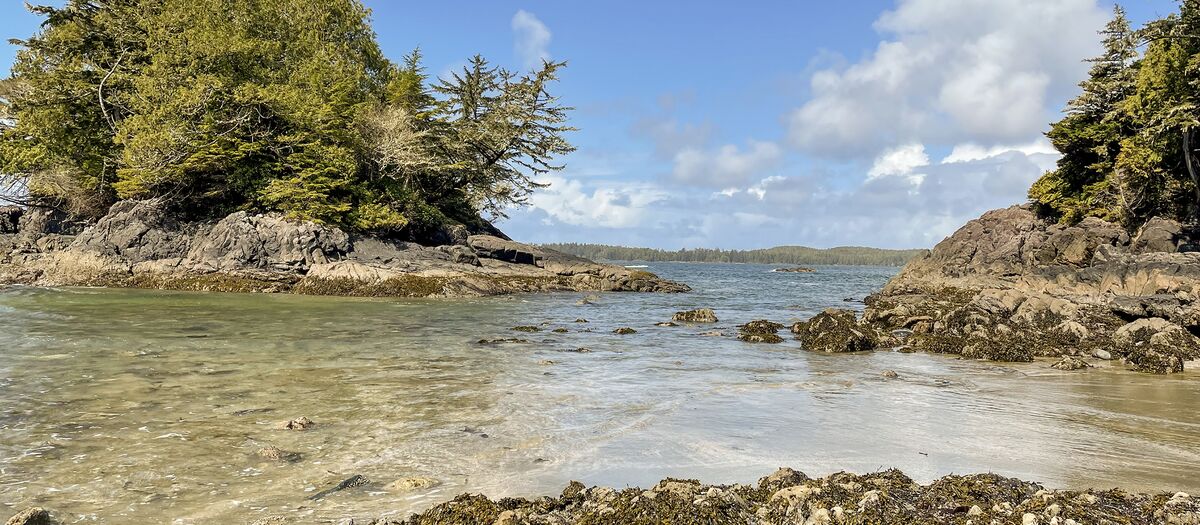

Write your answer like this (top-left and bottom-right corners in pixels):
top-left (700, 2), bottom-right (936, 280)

top-left (0, 200), bottom-right (689, 297)
top-left (738, 319), bottom-right (785, 343)
top-left (375, 468), bottom-right (1199, 525)
top-left (865, 204), bottom-right (1200, 372)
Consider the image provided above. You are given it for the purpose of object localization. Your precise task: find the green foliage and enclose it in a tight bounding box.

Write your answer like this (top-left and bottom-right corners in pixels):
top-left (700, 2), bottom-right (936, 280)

top-left (543, 243), bottom-right (926, 266)
top-left (2, 1), bottom-right (574, 238)
top-left (1033, 3), bottom-right (1200, 228)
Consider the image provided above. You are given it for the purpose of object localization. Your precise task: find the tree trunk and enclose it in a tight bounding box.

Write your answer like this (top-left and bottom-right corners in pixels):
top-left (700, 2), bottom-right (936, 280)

top-left (1183, 129), bottom-right (1200, 222)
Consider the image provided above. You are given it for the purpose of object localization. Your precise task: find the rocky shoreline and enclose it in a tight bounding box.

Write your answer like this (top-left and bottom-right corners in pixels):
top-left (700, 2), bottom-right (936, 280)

top-left (12, 468), bottom-right (1195, 525)
top-left (0, 201), bottom-right (688, 297)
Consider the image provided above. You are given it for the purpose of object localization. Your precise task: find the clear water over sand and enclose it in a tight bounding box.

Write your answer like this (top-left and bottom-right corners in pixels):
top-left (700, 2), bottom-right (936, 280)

top-left (1, 263), bottom-right (1198, 523)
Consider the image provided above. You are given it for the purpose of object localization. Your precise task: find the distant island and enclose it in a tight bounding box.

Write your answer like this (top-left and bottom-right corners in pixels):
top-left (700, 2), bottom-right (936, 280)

top-left (541, 243), bottom-right (926, 266)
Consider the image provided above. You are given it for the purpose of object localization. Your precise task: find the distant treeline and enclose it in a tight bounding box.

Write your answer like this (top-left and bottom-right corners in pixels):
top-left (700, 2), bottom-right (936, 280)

top-left (543, 243), bottom-right (926, 266)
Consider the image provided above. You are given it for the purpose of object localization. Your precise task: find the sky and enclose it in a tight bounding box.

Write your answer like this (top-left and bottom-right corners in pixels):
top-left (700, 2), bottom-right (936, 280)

top-left (0, 0), bottom-right (1181, 249)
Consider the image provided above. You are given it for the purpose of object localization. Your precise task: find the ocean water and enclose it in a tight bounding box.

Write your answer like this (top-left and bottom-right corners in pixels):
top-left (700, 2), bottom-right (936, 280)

top-left (1, 263), bottom-right (1198, 524)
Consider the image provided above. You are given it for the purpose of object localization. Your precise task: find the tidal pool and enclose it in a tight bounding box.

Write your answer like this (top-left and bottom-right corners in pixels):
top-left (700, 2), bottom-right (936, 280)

top-left (1, 263), bottom-right (1197, 523)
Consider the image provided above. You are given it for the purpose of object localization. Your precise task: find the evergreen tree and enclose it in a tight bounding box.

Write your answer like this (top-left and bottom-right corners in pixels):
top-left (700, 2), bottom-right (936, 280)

top-left (1030, 6), bottom-right (1138, 224)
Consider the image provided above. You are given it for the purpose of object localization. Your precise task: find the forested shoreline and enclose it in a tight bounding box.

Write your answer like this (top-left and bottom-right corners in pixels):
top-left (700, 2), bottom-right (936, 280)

top-left (0, 0), bottom-right (572, 245)
top-left (542, 243), bottom-right (925, 266)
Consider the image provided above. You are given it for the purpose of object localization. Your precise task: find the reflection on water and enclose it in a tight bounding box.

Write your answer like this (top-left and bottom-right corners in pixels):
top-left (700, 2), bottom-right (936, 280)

top-left (0, 263), bottom-right (1198, 523)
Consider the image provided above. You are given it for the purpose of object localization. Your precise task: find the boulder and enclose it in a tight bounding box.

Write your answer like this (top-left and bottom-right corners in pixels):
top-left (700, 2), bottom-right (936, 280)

top-left (1112, 318), bottom-right (1200, 374)
top-left (1131, 217), bottom-right (1181, 254)
top-left (792, 309), bottom-right (879, 353)
top-left (280, 417), bottom-right (315, 430)
top-left (672, 308), bottom-right (718, 323)
top-left (16, 207), bottom-right (81, 238)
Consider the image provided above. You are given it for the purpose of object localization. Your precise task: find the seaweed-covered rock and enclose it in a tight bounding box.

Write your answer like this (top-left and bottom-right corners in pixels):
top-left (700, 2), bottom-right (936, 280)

top-left (385, 468), bottom-right (1200, 525)
top-left (613, 327), bottom-right (637, 335)
top-left (1113, 317), bottom-right (1200, 374)
top-left (672, 308), bottom-right (718, 323)
top-left (791, 309), bottom-right (879, 353)
top-left (4, 507), bottom-right (56, 525)
top-left (738, 320), bottom-right (784, 334)
top-left (280, 416), bottom-right (315, 430)
top-left (738, 333), bottom-right (784, 344)
top-left (511, 326), bottom-right (542, 333)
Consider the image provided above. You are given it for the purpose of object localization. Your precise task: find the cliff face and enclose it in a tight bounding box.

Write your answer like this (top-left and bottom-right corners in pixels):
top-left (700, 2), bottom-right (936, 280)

top-left (0, 200), bottom-right (689, 297)
top-left (863, 205), bottom-right (1200, 373)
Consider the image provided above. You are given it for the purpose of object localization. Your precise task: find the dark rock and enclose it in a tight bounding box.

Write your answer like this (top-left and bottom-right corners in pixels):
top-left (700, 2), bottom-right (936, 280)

top-left (672, 308), bottom-right (718, 323)
top-left (773, 267), bottom-right (815, 273)
top-left (574, 318), bottom-right (589, 323)
top-left (738, 320), bottom-right (784, 334)
top-left (511, 326), bottom-right (542, 333)
top-left (881, 370), bottom-right (899, 379)
top-left (551, 328), bottom-right (569, 333)
top-left (738, 332), bottom-right (784, 344)
top-left (0, 206), bottom-right (21, 234)
top-left (467, 235), bottom-right (539, 265)
top-left (17, 207), bottom-right (82, 238)
top-left (477, 338), bottom-right (529, 344)
top-left (792, 309), bottom-right (879, 353)
top-left (613, 327), bottom-right (637, 335)
top-left (308, 474), bottom-right (370, 500)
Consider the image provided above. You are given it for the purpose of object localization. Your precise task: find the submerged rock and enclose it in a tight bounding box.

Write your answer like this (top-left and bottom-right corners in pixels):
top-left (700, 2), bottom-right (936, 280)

top-left (613, 327), bottom-right (637, 335)
top-left (672, 308), bottom-right (719, 323)
top-left (792, 309), bottom-right (880, 353)
top-left (477, 338), bottom-right (529, 345)
top-left (256, 445), bottom-right (303, 462)
top-left (385, 477), bottom-right (441, 492)
top-left (308, 474), bottom-right (369, 501)
top-left (1051, 355), bottom-right (1092, 371)
top-left (510, 326), bottom-right (542, 333)
top-left (881, 370), bottom-right (899, 379)
top-left (774, 267), bottom-right (815, 273)
top-left (280, 417), bottom-right (315, 431)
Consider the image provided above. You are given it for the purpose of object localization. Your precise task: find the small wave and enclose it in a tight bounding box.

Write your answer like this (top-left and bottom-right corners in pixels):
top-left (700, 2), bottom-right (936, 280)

top-left (624, 265), bottom-right (649, 268)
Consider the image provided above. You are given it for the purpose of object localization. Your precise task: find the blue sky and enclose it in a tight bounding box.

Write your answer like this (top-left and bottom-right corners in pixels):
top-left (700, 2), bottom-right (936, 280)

top-left (1, 1), bottom-right (1179, 249)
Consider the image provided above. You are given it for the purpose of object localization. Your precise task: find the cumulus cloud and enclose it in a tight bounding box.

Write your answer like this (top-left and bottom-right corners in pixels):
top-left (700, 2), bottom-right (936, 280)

top-left (671, 141), bottom-right (784, 188)
top-left (512, 10), bottom-right (551, 69)
top-left (788, 0), bottom-right (1108, 157)
top-left (868, 143), bottom-right (929, 179)
top-left (528, 175), bottom-right (667, 229)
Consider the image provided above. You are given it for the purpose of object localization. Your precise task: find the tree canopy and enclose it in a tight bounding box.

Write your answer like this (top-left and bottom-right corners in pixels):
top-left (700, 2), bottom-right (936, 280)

top-left (1031, 2), bottom-right (1200, 228)
top-left (0, 0), bottom-right (573, 239)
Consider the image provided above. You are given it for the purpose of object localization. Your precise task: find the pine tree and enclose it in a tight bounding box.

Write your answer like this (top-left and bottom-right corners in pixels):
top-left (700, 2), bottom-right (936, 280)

top-left (1030, 6), bottom-right (1138, 224)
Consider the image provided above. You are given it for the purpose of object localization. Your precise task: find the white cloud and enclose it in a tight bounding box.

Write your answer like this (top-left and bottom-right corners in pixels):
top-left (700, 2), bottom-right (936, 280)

top-left (528, 175), bottom-right (666, 229)
top-left (671, 141), bottom-right (783, 188)
top-left (868, 143), bottom-right (929, 179)
top-left (788, 0), bottom-right (1107, 157)
top-left (941, 139), bottom-right (1057, 164)
top-left (512, 10), bottom-right (551, 70)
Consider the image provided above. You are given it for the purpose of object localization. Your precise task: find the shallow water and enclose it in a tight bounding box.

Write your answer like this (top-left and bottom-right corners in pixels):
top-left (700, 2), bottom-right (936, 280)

top-left (1, 263), bottom-right (1198, 524)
